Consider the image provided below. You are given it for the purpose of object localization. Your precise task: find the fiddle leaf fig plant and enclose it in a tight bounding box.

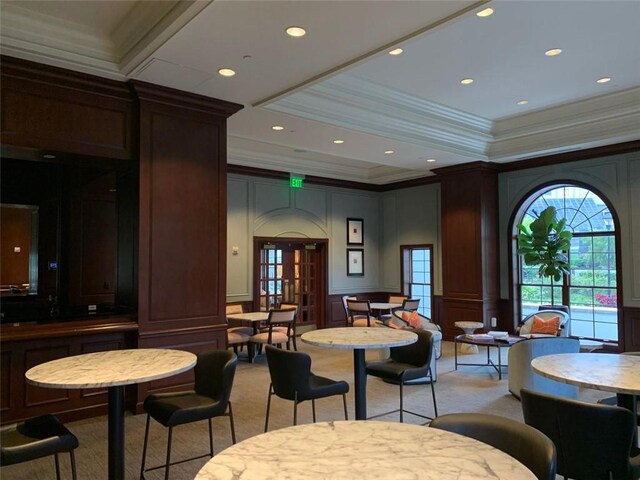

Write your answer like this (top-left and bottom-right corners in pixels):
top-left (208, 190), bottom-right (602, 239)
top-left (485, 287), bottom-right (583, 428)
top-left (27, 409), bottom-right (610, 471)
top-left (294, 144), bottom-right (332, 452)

top-left (516, 206), bottom-right (573, 282)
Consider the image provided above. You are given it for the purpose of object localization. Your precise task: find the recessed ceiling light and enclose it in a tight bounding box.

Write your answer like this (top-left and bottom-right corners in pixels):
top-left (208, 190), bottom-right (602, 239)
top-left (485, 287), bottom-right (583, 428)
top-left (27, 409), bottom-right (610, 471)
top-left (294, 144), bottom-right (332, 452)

top-left (271, 125), bottom-right (285, 131)
top-left (426, 158), bottom-right (437, 163)
top-left (333, 139), bottom-right (344, 144)
top-left (460, 78), bottom-right (474, 85)
top-left (596, 77), bottom-right (612, 84)
top-left (286, 26), bottom-right (306, 37)
top-left (517, 100), bottom-right (529, 105)
top-left (476, 7), bottom-right (494, 17)
top-left (218, 68), bottom-right (236, 77)
top-left (545, 48), bottom-right (562, 57)
top-left (389, 48), bottom-right (403, 56)
top-left (384, 150), bottom-right (395, 154)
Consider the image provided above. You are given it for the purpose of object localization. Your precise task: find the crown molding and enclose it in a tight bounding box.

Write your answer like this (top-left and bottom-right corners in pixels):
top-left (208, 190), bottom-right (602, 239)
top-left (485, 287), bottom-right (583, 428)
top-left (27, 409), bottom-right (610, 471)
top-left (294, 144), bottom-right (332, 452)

top-left (490, 87), bottom-right (640, 160)
top-left (264, 75), bottom-right (491, 160)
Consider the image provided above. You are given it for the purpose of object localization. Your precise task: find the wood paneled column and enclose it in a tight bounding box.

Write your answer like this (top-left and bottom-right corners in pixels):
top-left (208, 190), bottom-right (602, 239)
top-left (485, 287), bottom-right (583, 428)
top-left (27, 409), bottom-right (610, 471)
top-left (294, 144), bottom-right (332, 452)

top-left (130, 81), bottom-right (242, 410)
top-left (434, 162), bottom-right (501, 340)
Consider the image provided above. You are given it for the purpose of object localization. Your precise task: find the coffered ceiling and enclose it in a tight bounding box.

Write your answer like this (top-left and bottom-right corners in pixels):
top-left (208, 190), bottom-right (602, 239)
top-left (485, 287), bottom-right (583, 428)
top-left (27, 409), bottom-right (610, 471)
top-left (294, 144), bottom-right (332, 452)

top-left (2, 0), bottom-right (639, 184)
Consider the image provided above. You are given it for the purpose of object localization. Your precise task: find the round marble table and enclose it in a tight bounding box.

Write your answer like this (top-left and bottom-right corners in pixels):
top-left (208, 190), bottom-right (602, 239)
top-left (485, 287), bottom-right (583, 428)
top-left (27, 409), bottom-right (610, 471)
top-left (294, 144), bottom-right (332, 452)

top-left (26, 348), bottom-right (197, 480)
top-left (455, 321), bottom-right (484, 354)
top-left (195, 420), bottom-right (537, 479)
top-left (301, 327), bottom-right (417, 420)
top-left (532, 352), bottom-right (640, 446)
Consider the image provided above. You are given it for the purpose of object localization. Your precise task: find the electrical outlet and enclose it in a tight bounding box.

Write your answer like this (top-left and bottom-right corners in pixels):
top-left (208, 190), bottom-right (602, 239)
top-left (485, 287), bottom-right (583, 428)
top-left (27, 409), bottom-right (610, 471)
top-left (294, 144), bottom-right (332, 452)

top-left (88, 305), bottom-right (97, 312)
top-left (491, 317), bottom-right (497, 328)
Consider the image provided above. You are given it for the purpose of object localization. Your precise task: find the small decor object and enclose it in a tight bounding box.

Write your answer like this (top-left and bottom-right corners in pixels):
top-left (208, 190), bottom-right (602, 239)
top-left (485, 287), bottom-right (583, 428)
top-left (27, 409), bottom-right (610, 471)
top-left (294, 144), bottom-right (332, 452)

top-left (347, 248), bottom-right (364, 276)
top-left (516, 206), bottom-right (573, 282)
top-left (347, 218), bottom-right (364, 245)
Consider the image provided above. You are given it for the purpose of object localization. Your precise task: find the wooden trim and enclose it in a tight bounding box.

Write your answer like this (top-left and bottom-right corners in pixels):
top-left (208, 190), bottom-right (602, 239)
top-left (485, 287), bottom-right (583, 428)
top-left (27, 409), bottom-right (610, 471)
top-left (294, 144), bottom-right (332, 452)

top-left (0, 317), bottom-right (137, 341)
top-left (431, 161), bottom-right (500, 177)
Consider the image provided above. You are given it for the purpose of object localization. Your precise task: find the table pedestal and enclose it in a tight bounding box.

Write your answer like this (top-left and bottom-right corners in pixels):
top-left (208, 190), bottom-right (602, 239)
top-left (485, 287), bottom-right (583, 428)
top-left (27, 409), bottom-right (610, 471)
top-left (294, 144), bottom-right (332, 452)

top-left (353, 349), bottom-right (367, 420)
top-left (108, 386), bottom-right (125, 480)
top-left (455, 322), bottom-right (484, 354)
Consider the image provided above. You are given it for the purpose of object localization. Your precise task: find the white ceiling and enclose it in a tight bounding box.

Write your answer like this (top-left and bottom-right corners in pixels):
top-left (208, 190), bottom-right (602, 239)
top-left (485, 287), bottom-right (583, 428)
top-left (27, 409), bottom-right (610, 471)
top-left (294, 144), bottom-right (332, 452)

top-left (2, 0), bottom-right (639, 184)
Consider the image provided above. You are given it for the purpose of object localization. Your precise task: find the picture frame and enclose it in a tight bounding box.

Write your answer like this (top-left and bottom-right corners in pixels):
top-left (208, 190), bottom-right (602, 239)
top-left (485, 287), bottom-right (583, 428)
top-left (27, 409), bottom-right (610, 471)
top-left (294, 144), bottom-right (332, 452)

top-left (347, 218), bottom-right (364, 245)
top-left (347, 248), bottom-right (364, 276)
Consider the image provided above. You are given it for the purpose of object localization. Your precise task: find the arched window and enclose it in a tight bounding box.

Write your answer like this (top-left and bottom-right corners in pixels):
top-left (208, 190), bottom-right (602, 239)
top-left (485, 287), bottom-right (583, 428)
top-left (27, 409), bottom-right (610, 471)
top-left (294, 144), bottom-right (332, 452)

top-left (514, 185), bottom-right (619, 342)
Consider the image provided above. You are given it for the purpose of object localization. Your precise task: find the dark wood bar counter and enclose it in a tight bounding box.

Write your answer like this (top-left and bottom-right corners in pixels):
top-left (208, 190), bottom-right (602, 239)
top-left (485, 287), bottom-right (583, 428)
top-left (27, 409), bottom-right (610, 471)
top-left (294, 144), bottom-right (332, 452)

top-left (1, 317), bottom-right (138, 424)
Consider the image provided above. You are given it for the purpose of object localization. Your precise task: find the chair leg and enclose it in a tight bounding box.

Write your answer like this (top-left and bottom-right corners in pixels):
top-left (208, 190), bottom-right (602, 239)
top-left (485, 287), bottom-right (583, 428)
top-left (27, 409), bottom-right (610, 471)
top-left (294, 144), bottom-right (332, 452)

top-left (399, 381), bottom-right (404, 423)
top-left (208, 418), bottom-right (214, 457)
top-left (342, 394), bottom-right (349, 420)
top-left (54, 453), bottom-right (61, 480)
top-left (69, 450), bottom-right (78, 480)
top-left (164, 427), bottom-right (173, 480)
top-left (228, 402), bottom-right (237, 444)
top-left (140, 414), bottom-right (151, 479)
top-left (292, 334), bottom-right (297, 351)
top-left (429, 368), bottom-right (438, 417)
top-left (312, 399), bottom-right (316, 423)
top-left (264, 384), bottom-right (273, 432)
top-left (294, 392), bottom-right (298, 426)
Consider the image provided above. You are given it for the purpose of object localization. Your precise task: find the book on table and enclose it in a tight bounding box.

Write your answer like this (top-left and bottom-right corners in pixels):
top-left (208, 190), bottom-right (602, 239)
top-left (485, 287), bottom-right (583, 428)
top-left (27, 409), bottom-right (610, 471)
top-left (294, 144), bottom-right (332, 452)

top-left (464, 333), bottom-right (494, 341)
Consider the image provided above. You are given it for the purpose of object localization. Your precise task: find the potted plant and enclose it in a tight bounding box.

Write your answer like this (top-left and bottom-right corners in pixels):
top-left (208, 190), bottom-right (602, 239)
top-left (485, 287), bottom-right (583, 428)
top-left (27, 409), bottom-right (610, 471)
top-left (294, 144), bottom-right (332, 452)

top-left (516, 206), bottom-right (573, 309)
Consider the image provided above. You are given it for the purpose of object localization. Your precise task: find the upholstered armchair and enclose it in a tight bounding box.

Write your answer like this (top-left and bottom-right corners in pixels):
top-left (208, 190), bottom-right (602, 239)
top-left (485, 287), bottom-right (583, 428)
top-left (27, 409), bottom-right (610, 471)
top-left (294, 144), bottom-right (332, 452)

top-left (508, 336), bottom-right (580, 400)
top-left (517, 310), bottom-right (570, 337)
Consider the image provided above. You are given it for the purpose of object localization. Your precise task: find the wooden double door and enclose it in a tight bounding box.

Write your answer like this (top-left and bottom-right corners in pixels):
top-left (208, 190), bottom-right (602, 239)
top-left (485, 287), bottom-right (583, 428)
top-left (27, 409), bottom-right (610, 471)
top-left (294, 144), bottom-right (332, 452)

top-left (253, 237), bottom-right (327, 329)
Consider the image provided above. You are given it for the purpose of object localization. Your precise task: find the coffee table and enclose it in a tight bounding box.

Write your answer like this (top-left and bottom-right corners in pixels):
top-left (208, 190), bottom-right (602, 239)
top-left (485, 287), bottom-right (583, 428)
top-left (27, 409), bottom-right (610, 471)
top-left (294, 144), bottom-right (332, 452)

top-left (195, 420), bottom-right (536, 479)
top-left (301, 327), bottom-right (417, 420)
top-left (454, 321), bottom-right (484, 353)
top-left (26, 348), bottom-right (196, 480)
top-left (454, 334), bottom-right (522, 380)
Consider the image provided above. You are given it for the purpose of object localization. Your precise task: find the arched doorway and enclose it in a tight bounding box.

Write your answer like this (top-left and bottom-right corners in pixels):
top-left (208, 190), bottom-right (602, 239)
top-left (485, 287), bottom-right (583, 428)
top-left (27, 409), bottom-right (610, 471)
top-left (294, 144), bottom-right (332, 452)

top-left (511, 184), bottom-right (621, 344)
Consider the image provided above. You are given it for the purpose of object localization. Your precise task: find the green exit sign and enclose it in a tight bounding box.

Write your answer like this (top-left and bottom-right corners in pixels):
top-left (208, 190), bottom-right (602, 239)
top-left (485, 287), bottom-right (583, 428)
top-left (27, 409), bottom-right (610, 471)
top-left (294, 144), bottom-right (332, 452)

top-left (290, 176), bottom-right (304, 189)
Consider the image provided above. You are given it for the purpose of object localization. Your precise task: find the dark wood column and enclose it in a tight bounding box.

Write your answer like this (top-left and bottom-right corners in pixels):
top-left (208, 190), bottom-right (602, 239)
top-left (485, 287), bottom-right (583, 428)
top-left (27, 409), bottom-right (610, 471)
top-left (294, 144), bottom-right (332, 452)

top-left (129, 81), bottom-right (242, 410)
top-left (434, 162), bottom-right (501, 340)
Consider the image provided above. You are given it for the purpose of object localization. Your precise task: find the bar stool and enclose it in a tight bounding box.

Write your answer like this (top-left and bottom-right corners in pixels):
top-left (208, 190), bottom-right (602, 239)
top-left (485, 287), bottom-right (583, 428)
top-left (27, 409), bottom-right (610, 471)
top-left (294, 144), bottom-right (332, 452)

top-left (1, 414), bottom-right (79, 480)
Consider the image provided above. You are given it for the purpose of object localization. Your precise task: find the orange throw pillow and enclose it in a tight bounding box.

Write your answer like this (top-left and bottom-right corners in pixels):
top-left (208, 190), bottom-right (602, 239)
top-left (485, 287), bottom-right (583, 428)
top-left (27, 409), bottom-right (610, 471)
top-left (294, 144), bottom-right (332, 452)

top-left (530, 315), bottom-right (561, 335)
top-left (401, 311), bottom-right (422, 329)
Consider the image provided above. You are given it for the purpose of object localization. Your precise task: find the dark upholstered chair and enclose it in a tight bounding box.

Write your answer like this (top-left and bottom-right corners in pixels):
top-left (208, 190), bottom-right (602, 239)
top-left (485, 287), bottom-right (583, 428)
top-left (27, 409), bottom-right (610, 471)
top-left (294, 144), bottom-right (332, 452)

top-left (521, 388), bottom-right (640, 480)
top-left (140, 350), bottom-right (237, 480)
top-left (365, 329), bottom-right (438, 423)
top-left (264, 345), bottom-right (349, 432)
top-left (1, 414), bottom-right (78, 480)
top-left (429, 413), bottom-right (557, 480)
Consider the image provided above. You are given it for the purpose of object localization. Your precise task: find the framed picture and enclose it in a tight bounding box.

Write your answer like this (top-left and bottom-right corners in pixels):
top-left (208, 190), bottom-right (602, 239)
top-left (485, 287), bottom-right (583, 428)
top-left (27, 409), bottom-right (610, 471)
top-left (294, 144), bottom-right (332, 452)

top-left (347, 248), bottom-right (364, 276)
top-left (347, 218), bottom-right (364, 245)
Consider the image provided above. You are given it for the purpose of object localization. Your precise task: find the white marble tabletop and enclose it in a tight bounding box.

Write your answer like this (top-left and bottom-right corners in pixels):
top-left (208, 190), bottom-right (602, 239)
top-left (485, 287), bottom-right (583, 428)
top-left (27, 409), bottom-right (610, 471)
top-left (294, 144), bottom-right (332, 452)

top-left (532, 353), bottom-right (640, 395)
top-left (226, 312), bottom-right (269, 322)
top-left (26, 348), bottom-right (197, 389)
top-left (455, 321), bottom-right (484, 330)
top-left (195, 420), bottom-right (536, 480)
top-left (369, 302), bottom-right (402, 310)
top-left (301, 327), bottom-right (416, 350)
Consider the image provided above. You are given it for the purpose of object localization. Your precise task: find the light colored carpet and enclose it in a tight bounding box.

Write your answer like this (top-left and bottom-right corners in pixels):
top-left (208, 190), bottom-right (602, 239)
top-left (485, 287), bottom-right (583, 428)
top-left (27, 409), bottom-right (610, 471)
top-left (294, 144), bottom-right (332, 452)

top-left (0, 341), bottom-right (616, 479)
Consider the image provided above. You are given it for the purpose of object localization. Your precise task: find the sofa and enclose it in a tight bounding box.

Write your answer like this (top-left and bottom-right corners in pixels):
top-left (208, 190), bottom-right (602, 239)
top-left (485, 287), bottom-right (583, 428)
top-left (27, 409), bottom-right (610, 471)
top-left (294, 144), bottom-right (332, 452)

top-left (508, 336), bottom-right (580, 399)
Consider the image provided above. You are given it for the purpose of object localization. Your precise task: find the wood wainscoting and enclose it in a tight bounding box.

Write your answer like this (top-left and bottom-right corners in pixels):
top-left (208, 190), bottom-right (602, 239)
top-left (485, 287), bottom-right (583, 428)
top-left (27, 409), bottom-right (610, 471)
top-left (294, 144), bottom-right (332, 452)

top-left (622, 306), bottom-right (640, 352)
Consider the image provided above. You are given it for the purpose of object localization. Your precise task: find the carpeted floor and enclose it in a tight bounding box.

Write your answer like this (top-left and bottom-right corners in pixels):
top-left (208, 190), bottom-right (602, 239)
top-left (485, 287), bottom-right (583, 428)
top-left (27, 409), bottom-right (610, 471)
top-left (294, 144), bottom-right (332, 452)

top-left (0, 340), bottom-right (615, 479)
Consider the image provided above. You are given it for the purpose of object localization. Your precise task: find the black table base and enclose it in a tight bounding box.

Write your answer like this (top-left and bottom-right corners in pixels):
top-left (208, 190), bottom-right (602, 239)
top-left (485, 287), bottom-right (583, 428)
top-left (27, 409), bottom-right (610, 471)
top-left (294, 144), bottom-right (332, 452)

top-left (108, 386), bottom-right (125, 480)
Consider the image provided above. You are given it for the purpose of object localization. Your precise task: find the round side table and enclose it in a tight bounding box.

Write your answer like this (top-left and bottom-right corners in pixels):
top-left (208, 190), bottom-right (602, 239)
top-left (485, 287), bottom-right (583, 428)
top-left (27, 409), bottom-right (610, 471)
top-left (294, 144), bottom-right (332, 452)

top-left (455, 321), bottom-right (484, 354)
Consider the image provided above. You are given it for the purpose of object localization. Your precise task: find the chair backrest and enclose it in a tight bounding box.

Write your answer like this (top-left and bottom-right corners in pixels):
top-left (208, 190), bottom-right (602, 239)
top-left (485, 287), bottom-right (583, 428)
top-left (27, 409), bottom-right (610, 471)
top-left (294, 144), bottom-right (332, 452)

top-left (429, 413), bottom-right (556, 480)
top-left (520, 388), bottom-right (636, 480)
top-left (390, 329), bottom-right (433, 369)
top-left (194, 350), bottom-right (237, 406)
top-left (225, 304), bottom-right (243, 315)
top-left (346, 299), bottom-right (373, 326)
top-left (265, 345), bottom-right (312, 400)
top-left (268, 308), bottom-right (296, 325)
top-left (519, 310), bottom-right (570, 336)
top-left (401, 298), bottom-right (420, 311)
top-left (341, 295), bottom-right (357, 318)
top-left (388, 294), bottom-right (407, 304)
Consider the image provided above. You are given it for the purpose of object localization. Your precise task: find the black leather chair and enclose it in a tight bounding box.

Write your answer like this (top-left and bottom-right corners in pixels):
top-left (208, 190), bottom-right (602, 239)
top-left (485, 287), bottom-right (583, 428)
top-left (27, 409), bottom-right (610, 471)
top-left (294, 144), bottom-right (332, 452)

top-left (1, 414), bottom-right (78, 480)
top-left (140, 350), bottom-right (237, 480)
top-left (521, 388), bottom-right (640, 480)
top-left (264, 345), bottom-right (349, 432)
top-left (365, 329), bottom-right (437, 423)
top-left (429, 413), bottom-right (556, 480)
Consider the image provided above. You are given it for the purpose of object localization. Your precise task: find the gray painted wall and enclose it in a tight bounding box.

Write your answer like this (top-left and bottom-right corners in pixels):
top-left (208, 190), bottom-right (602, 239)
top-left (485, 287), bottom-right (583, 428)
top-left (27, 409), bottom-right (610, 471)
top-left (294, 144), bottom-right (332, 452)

top-left (227, 174), bottom-right (382, 301)
top-left (498, 151), bottom-right (640, 308)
